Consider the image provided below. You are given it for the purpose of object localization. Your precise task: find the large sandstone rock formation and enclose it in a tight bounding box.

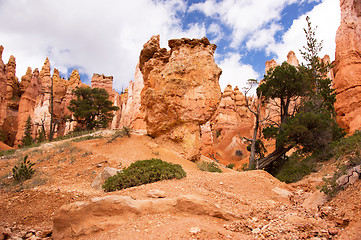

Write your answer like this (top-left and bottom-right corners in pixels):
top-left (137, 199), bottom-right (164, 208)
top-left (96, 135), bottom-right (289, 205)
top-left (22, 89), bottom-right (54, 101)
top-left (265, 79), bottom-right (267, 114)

top-left (333, 0), bottom-right (361, 132)
top-left (139, 36), bottom-right (222, 161)
top-left (52, 195), bottom-right (235, 239)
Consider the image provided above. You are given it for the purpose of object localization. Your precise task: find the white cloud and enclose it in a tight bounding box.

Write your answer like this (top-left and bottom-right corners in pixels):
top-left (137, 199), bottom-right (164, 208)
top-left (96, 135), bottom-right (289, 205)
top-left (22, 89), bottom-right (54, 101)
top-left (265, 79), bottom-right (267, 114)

top-left (268, 0), bottom-right (340, 65)
top-left (207, 23), bottom-right (223, 43)
top-left (189, 0), bottom-right (298, 49)
top-left (217, 53), bottom-right (260, 94)
top-left (246, 23), bottom-right (283, 51)
top-left (0, 0), bottom-right (204, 92)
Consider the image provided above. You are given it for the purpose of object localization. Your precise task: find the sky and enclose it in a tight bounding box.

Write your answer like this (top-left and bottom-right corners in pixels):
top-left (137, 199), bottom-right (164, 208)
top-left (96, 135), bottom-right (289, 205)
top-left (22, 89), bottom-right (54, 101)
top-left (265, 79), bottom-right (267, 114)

top-left (0, 0), bottom-right (340, 94)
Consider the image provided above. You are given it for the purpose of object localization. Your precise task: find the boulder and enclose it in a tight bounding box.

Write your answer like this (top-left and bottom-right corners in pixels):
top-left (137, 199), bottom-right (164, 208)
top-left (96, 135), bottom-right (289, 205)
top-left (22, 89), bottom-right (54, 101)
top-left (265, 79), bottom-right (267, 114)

top-left (139, 36), bottom-right (222, 161)
top-left (52, 195), bottom-right (236, 239)
top-left (91, 167), bottom-right (120, 191)
top-left (147, 189), bottom-right (166, 198)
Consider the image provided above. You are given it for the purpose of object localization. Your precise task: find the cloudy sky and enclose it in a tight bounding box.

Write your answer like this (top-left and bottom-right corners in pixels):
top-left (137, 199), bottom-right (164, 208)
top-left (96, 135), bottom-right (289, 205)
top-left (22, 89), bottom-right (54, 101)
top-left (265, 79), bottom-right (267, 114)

top-left (0, 0), bottom-right (340, 94)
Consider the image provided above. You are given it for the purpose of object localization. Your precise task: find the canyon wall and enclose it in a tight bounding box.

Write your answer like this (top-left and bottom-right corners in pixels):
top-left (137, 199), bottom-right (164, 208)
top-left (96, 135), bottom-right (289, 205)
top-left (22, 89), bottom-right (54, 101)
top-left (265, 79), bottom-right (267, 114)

top-left (333, 0), bottom-right (361, 133)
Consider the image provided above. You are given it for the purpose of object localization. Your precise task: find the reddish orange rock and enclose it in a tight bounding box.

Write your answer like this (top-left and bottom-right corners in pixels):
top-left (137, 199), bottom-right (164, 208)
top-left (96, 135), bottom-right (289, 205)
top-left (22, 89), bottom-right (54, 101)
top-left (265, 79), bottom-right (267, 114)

top-left (333, 0), bottom-right (361, 133)
top-left (139, 36), bottom-right (222, 161)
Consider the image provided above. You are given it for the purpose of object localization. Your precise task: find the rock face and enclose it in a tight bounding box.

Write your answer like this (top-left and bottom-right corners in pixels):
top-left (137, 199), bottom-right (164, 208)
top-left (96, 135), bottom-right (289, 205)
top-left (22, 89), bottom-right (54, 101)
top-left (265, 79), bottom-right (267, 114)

top-left (201, 85), bottom-right (254, 166)
top-left (61, 69), bottom-right (84, 135)
top-left (117, 65), bottom-right (146, 132)
top-left (0, 46), bottom-right (7, 128)
top-left (333, 0), bottom-right (361, 133)
top-left (91, 73), bottom-right (114, 100)
top-left (52, 195), bottom-right (235, 239)
top-left (139, 36), bottom-right (222, 161)
top-left (14, 69), bottom-right (41, 145)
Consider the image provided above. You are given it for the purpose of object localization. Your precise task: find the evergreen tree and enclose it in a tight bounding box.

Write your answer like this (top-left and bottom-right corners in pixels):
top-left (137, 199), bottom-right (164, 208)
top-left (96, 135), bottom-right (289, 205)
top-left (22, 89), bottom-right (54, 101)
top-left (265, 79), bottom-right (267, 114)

top-left (256, 17), bottom-right (344, 170)
top-left (23, 116), bottom-right (33, 146)
top-left (68, 87), bottom-right (119, 130)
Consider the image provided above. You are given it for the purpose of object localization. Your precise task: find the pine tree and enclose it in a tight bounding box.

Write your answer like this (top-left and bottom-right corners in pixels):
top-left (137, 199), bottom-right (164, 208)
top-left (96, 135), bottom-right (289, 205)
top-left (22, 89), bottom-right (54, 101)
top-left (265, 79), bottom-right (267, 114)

top-left (23, 116), bottom-right (33, 146)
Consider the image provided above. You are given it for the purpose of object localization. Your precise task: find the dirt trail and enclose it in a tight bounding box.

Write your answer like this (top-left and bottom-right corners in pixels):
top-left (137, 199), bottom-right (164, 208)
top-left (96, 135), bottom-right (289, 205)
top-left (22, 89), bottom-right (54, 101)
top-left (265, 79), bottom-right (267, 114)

top-left (0, 131), bottom-right (360, 239)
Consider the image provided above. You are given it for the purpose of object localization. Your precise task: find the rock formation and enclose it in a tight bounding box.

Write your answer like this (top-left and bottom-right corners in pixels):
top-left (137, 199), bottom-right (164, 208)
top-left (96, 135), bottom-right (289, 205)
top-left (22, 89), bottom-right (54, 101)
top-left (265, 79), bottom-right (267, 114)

top-left (117, 64), bottom-right (146, 132)
top-left (91, 73), bottom-right (114, 100)
top-left (201, 85), bottom-right (254, 166)
top-left (14, 69), bottom-right (41, 145)
top-left (0, 46), bottom-right (7, 128)
top-left (61, 69), bottom-right (84, 135)
top-left (333, 0), bottom-right (361, 132)
top-left (52, 195), bottom-right (235, 239)
top-left (19, 67), bottom-right (32, 95)
top-left (139, 36), bottom-right (222, 161)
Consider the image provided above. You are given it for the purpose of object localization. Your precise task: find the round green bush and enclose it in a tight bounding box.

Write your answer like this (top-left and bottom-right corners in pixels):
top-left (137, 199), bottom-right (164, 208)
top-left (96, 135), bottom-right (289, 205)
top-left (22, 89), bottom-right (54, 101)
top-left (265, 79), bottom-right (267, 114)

top-left (102, 158), bottom-right (186, 192)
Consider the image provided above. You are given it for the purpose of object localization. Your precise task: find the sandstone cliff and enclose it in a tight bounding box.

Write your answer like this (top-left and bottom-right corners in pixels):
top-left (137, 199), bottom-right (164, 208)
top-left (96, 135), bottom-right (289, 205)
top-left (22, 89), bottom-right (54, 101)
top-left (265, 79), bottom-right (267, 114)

top-left (333, 0), bottom-right (361, 133)
top-left (14, 69), bottom-right (41, 145)
top-left (139, 36), bottom-right (222, 161)
top-left (0, 46), bottom-right (7, 128)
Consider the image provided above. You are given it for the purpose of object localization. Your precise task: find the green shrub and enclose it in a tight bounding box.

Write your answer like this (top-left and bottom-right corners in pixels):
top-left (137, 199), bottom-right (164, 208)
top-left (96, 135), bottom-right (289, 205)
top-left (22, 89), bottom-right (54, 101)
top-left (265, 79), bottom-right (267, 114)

top-left (71, 135), bottom-right (103, 142)
top-left (12, 156), bottom-right (35, 182)
top-left (197, 161), bottom-right (223, 173)
top-left (102, 158), bottom-right (186, 192)
top-left (107, 126), bottom-right (131, 143)
top-left (226, 163), bottom-right (235, 169)
top-left (275, 153), bottom-right (315, 183)
top-left (0, 149), bottom-right (16, 157)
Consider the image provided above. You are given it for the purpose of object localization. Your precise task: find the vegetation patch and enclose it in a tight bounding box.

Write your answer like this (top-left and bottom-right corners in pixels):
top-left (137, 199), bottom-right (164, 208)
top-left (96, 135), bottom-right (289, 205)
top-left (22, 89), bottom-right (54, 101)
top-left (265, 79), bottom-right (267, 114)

top-left (0, 149), bottom-right (16, 157)
top-left (107, 126), bottom-right (131, 143)
top-left (274, 153), bottom-right (316, 183)
top-left (103, 158), bottom-right (186, 192)
top-left (71, 135), bottom-right (103, 142)
top-left (226, 163), bottom-right (235, 169)
top-left (319, 131), bottom-right (361, 197)
top-left (197, 161), bottom-right (223, 173)
top-left (12, 155), bottom-right (35, 182)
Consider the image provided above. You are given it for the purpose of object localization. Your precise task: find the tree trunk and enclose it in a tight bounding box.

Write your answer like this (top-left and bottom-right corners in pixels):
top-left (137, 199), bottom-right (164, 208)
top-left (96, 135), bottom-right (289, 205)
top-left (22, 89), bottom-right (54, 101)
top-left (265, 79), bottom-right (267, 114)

top-left (258, 146), bottom-right (293, 169)
top-left (249, 113), bottom-right (259, 169)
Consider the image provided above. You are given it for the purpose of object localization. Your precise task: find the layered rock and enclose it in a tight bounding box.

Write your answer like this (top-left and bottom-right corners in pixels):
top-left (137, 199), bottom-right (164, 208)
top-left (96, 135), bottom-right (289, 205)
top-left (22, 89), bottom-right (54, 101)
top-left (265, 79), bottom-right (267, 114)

top-left (91, 73), bottom-right (114, 100)
top-left (117, 64), bottom-right (146, 132)
top-left (62, 69), bottom-right (84, 135)
top-left (201, 85), bottom-right (254, 166)
top-left (333, 0), bottom-right (361, 132)
top-left (139, 36), bottom-right (222, 161)
top-left (14, 69), bottom-right (41, 145)
top-left (19, 67), bottom-right (32, 95)
top-left (0, 46), bottom-right (7, 127)
top-left (32, 58), bottom-right (52, 139)
top-left (6, 55), bottom-right (19, 102)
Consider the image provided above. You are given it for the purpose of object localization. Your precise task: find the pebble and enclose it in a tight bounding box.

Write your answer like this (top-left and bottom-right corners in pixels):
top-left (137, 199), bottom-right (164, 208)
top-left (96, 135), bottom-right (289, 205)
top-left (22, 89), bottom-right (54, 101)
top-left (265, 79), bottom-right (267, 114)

top-left (189, 227), bottom-right (201, 234)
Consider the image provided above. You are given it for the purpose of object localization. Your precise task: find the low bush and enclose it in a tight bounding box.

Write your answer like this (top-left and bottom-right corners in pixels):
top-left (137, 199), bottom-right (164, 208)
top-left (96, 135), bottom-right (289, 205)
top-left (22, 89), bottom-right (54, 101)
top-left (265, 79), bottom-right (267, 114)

top-left (319, 131), bottom-right (361, 197)
top-left (275, 153), bottom-right (315, 183)
top-left (107, 127), bottom-right (131, 143)
top-left (226, 163), bottom-right (235, 169)
top-left (197, 161), bottom-right (223, 173)
top-left (103, 158), bottom-right (186, 192)
top-left (12, 155), bottom-right (35, 182)
top-left (71, 135), bottom-right (103, 142)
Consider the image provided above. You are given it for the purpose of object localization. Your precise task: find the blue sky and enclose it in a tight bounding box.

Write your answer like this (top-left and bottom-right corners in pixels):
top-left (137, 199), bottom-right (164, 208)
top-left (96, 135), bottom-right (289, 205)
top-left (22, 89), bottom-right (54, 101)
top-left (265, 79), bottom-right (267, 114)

top-left (0, 0), bottom-right (340, 94)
